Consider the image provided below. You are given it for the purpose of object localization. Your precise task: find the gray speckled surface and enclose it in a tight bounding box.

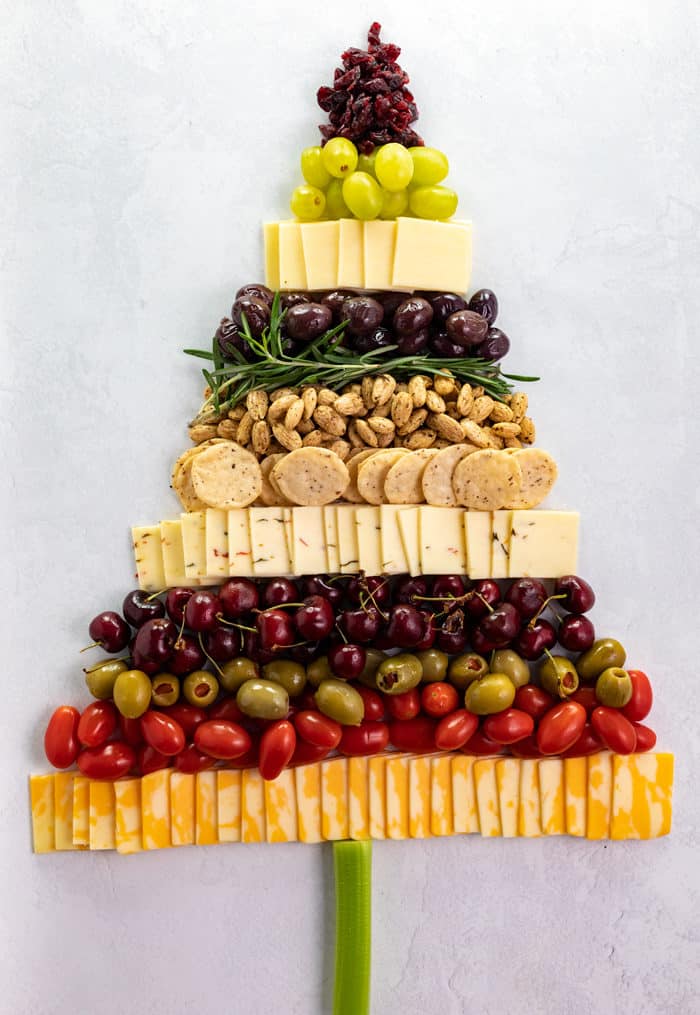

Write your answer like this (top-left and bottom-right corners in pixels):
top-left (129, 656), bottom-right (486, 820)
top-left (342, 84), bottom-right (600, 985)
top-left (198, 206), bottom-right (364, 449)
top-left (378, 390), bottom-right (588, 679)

top-left (2, 2), bottom-right (699, 1012)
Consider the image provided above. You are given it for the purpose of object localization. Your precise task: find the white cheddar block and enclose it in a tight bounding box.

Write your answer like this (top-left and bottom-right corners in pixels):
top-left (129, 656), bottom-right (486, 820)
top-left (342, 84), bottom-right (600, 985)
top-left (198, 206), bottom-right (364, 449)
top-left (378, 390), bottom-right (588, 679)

top-left (380, 505), bottom-right (409, 574)
top-left (160, 520), bottom-right (188, 587)
top-left (398, 508), bottom-right (420, 576)
top-left (337, 219), bottom-right (364, 288)
top-left (250, 507), bottom-right (291, 576)
top-left (491, 510), bottom-right (513, 579)
top-left (419, 506), bottom-right (467, 574)
top-left (181, 512), bottom-right (207, 580)
top-left (228, 508), bottom-right (254, 577)
top-left (132, 525), bottom-right (166, 592)
top-left (509, 511), bottom-right (579, 578)
top-left (263, 222), bottom-right (280, 290)
top-left (363, 220), bottom-right (398, 289)
top-left (336, 506), bottom-right (360, 573)
top-left (300, 221), bottom-right (339, 290)
top-left (355, 506), bottom-right (382, 575)
top-left (278, 221), bottom-right (307, 290)
top-left (205, 509), bottom-right (229, 579)
top-left (464, 511), bottom-right (491, 578)
top-left (392, 218), bottom-right (472, 294)
top-left (323, 507), bottom-right (340, 573)
top-left (291, 507), bottom-right (327, 575)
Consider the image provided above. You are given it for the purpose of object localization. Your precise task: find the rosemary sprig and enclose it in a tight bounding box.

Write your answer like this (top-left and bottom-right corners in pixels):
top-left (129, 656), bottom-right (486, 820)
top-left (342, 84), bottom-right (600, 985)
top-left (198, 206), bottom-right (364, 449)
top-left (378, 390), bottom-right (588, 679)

top-left (184, 292), bottom-right (539, 422)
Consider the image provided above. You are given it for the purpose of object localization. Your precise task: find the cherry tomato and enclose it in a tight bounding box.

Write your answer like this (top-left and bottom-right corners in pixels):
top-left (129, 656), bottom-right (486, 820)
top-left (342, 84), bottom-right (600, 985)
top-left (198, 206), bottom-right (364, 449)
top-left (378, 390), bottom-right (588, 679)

top-left (294, 710), bottom-right (342, 749)
top-left (536, 701), bottom-right (586, 755)
top-left (119, 715), bottom-right (144, 746)
top-left (339, 721), bottom-right (389, 756)
top-left (207, 698), bottom-right (243, 723)
top-left (421, 682), bottom-right (459, 718)
top-left (510, 735), bottom-right (543, 759)
top-left (44, 706), bottom-right (81, 769)
top-left (632, 723), bottom-right (656, 752)
top-left (140, 710), bottom-right (186, 756)
top-left (354, 686), bottom-right (386, 721)
top-left (514, 685), bottom-right (555, 720)
top-left (224, 742), bottom-right (261, 769)
top-left (388, 717), bottom-right (437, 753)
top-left (620, 670), bottom-right (653, 722)
top-left (435, 709), bottom-right (478, 751)
top-left (77, 701), bottom-right (118, 748)
top-left (571, 686), bottom-right (598, 715)
top-left (560, 723), bottom-right (603, 758)
top-left (77, 741), bottom-right (135, 780)
top-left (290, 740), bottom-right (331, 766)
top-left (385, 689), bottom-right (420, 721)
top-left (483, 708), bottom-right (534, 745)
top-left (259, 720), bottom-right (296, 780)
top-left (195, 719), bottom-right (252, 760)
top-left (161, 702), bottom-right (206, 736)
top-left (137, 744), bottom-right (172, 775)
top-left (175, 743), bottom-right (216, 773)
top-left (591, 707), bottom-right (637, 755)
top-left (460, 728), bottom-right (503, 756)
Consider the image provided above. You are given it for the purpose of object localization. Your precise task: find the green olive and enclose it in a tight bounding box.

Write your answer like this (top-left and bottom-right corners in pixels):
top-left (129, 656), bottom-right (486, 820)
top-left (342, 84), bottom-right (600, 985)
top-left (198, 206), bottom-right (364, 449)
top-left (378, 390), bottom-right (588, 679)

top-left (262, 660), bottom-right (307, 697)
top-left (182, 670), bottom-right (219, 708)
top-left (219, 657), bottom-right (259, 693)
top-left (375, 654), bottom-right (423, 695)
top-left (465, 673), bottom-right (516, 715)
top-left (490, 650), bottom-right (530, 689)
top-left (237, 678), bottom-right (289, 720)
top-left (315, 679), bottom-right (365, 726)
top-left (307, 656), bottom-right (333, 688)
top-left (84, 659), bottom-right (128, 700)
top-left (448, 653), bottom-right (489, 690)
top-left (576, 638), bottom-right (626, 683)
top-left (595, 667), bottom-right (633, 708)
top-left (113, 669), bottom-right (152, 719)
top-left (356, 649), bottom-right (388, 688)
top-left (416, 649), bottom-right (449, 683)
top-left (539, 655), bottom-right (579, 699)
top-left (150, 673), bottom-right (180, 707)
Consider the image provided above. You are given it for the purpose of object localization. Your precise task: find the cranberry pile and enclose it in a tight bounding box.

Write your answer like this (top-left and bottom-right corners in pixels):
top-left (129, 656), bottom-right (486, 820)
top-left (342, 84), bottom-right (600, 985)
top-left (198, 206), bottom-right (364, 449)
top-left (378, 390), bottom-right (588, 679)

top-left (317, 22), bottom-right (422, 154)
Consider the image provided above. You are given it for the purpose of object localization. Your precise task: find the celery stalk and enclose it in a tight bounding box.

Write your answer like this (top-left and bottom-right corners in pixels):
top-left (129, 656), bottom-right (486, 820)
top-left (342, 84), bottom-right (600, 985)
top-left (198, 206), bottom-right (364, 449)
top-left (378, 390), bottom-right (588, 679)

top-left (333, 840), bottom-right (372, 1015)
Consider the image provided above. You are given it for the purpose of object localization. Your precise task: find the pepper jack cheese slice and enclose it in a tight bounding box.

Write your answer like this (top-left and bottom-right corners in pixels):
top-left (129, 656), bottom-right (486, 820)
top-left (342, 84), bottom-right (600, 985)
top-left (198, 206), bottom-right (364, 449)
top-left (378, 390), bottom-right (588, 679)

top-left (160, 519), bottom-right (188, 587)
top-left (291, 507), bottom-right (327, 575)
top-left (392, 218), bottom-right (472, 294)
top-left (379, 504), bottom-right (409, 574)
top-left (419, 506), bottom-right (467, 574)
top-left (355, 506), bottom-right (382, 575)
top-left (464, 511), bottom-right (491, 579)
top-left (336, 505), bottom-right (360, 573)
top-left (228, 507), bottom-right (254, 577)
top-left (250, 507), bottom-right (291, 576)
top-left (490, 510), bottom-right (513, 579)
top-left (205, 508), bottom-right (229, 579)
top-left (132, 525), bottom-right (166, 593)
top-left (398, 508), bottom-right (420, 576)
top-left (323, 506), bottom-right (340, 573)
top-left (300, 221), bottom-right (339, 290)
top-left (508, 510), bottom-right (579, 578)
top-left (181, 511), bottom-right (207, 580)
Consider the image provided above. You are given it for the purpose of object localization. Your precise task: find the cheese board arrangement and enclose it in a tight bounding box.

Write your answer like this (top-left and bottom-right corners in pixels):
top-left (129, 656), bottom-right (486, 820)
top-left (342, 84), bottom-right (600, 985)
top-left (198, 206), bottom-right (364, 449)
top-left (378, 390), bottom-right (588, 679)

top-left (29, 22), bottom-right (674, 1015)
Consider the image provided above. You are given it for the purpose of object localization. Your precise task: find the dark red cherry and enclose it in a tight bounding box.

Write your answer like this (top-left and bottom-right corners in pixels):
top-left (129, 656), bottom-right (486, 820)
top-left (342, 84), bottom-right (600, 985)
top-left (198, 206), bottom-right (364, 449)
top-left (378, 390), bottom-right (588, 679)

top-left (184, 591), bottom-right (222, 634)
top-left (339, 607), bottom-right (382, 644)
top-left (328, 643), bottom-right (366, 681)
top-left (515, 619), bottom-right (557, 661)
top-left (263, 578), bottom-right (300, 607)
top-left (555, 575), bottom-right (596, 614)
top-left (294, 596), bottom-right (335, 640)
top-left (394, 576), bottom-right (430, 606)
top-left (256, 610), bottom-right (295, 652)
top-left (386, 604), bottom-right (426, 649)
top-left (88, 611), bottom-right (131, 653)
top-left (436, 629), bottom-right (468, 654)
top-left (165, 587), bottom-right (194, 625)
top-left (219, 578), bottom-right (259, 618)
top-left (203, 625), bottom-right (240, 663)
top-left (505, 578), bottom-right (547, 621)
top-left (558, 615), bottom-right (595, 652)
top-left (464, 580), bottom-right (501, 619)
top-left (346, 575), bottom-right (391, 607)
top-left (477, 603), bottom-right (521, 648)
top-left (169, 634), bottom-right (206, 676)
top-left (301, 576), bottom-right (344, 606)
top-left (132, 618), bottom-right (177, 675)
top-left (122, 590), bottom-right (165, 627)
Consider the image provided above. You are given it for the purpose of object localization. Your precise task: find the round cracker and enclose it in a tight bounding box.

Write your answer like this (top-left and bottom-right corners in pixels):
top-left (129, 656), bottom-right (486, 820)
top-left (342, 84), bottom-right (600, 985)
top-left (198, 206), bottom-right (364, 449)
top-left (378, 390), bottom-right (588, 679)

top-left (260, 453), bottom-right (290, 506)
top-left (343, 449), bottom-right (381, 503)
top-left (503, 448), bottom-right (558, 509)
top-left (171, 439), bottom-right (230, 511)
top-left (422, 444), bottom-right (480, 507)
top-left (452, 449), bottom-right (522, 511)
top-left (385, 448), bottom-right (439, 504)
top-left (357, 448), bottom-right (410, 505)
top-left (191, 442), bottom-right (262, 509)
top-left (272, 447), bottom-right (349, 506)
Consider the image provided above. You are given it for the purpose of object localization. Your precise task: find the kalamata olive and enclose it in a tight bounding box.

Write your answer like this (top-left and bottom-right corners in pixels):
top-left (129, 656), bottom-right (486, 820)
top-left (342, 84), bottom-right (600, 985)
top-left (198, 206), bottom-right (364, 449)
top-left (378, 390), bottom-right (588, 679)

top-left (286, 302), bottom-right (333, 341)
top-left (343, 296), bottom-right (384, 336)
top-left (445, 309), bottom-right (489, 348)
top-left (232, 296), bottom-right (270, 337)
top-left (480, 327), bottom-right (511, 362)
top-left (396, 329), bottom-right (430, 355)
top-left (393, 296), bottom-right (433, 335)
top-left (468, 289), bottom-right (499, 324)
top-left (235, 283), bottom-right (273, 306)
top-left (430, 293), bottom-right (467, 324)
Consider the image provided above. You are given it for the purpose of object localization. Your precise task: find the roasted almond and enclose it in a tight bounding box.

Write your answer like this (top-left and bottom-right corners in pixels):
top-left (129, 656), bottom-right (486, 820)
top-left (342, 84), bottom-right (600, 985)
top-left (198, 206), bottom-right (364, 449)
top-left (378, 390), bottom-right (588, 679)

top-left (284, 398), bottom-right (305, 431)
top-left (391, 391), bottom-right (414, 428)
top-left (397, 408), bottom-right (429, 436)
top-left (246, 389), bottom-right (269, 421)
top-left (313, 404), bottom-right (347, 437)
top-left (272, 423), bottom-right (303, 451)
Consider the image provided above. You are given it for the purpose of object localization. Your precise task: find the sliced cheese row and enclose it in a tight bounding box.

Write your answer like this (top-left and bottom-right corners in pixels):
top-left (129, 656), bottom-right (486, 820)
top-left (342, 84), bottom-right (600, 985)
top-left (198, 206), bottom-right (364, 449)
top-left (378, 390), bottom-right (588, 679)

top-left (133, 506), bottom-right (580, 590)
top-left (264, 217), bottom-right (472, 295)
top-left (30, 751), bottom-right (673, 854)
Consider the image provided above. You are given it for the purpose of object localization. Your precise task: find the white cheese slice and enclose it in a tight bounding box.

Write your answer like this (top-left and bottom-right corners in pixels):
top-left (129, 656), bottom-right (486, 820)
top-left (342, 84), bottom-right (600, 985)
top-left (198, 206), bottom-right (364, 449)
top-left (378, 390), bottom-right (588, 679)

top-left (464, 511), bottom-right (491, 579)
top-left (355, 506), bottom-right (382, 575)
top-left (336, 506), bottom-right (360, 574)
top-left (508, 511), bottom-right (580, 578)
top-left (132, 525), bottom-right (166, 592)
top-left (278, 221), bottom-right (307, 290)
top-left (398, 508), bottom-right (420, 576)
top-left (205, 509), bottom-right (229, 580)
top-left (392, 218), bottom-right (472, 294)
top-left (323, 507), bottom-right (340, 574)
top-left (263, 222), bottom-right (280, 290)
top-left (419, 506), bottom-right (467, 574)
top-left (291, 507), bottom-right (326, 575)
top-left (337, 219), bottom-right (364, 288)
top-left (363, 220), bottom-right (397, 290)
top-left (181, 512), bottom-right (207, 580)
top-left (160, 520), bottom-right (187, 587)
top-left (380, 505), bottom-right (409, 574)
top-left (300, 221), bottom-right (339, 290)
top-left (249, 507), bottom-right (291, 576)
top-left (490, 510), bottom-right (513, 579)
top-left (228, 508), bottom-right (254, 577)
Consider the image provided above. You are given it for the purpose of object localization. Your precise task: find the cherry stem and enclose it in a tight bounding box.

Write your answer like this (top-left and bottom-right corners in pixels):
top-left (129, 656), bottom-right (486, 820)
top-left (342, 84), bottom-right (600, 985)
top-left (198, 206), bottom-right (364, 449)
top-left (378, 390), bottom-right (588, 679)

top-left (253, 603), bottom-right (305, 613)
top-left (528, 593), bottom-right (567, 629)
top-left (79, 642), bottom-right (100, 654)
top-left (543, 647), bottom-right (556, 665)
top-left (474, 592), bottom-right (494, 614)
top-left (335, 622), bottom-right (348, 644)
top-left (146, 589), bottom-right (166, 602)
top-left (197, 633), bottom-right (224, 678)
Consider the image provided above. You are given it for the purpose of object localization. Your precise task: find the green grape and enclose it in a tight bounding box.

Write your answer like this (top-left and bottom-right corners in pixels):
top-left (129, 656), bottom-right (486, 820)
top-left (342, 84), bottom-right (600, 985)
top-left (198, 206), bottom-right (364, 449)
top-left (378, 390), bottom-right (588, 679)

top-left (409, 146), bottom-right (450, 186)
top-left (374, 143), bottom-right (414, 192)
top-left (409, 184), bottom-right (458, 220)
top-left (321, 137), bottom-right (359, 179)
top-left (290, 184), bottom-right (326, 221)
top-left (300, 146), bottom-right (331, 189)
top-left (357, 149), bottom-right (377, 176)
top-left (342, 172), bottom-right (383, 220)
top-left (379, 187), bottom-right (408, 220)
top-left (325, 178), bottom-right (351, 219)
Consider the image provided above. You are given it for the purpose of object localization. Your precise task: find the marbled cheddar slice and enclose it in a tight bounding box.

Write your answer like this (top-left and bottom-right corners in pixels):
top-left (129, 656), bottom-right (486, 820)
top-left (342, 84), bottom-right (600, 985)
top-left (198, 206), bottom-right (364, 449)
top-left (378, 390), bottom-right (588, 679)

top-left (196, 771), bottom-right (218, 846)
top-left (181, 511), bottom-right (207, 580)
top-left (241, 769), bottom-right (266, 843)
top-left (114, 779), bottom-right (142, 855)
top-left (291, 507), bottom-right (326, 575)
top-left (132, 525), bottom-right (166, 592)
top-left (170, 772), bottom-right (196, 846)
top-left (265, 769), bottom-right (298, 843)
top-left (205, 508), bottom-right (229, 579)
top-left (495, 758), bottom-right (520, 838)
top-left (54, 772), bottom-right (79, 851)
top-left (355, 506), bottom-right (382, 575)
top-left (380, 504), bottom-right (409, 574)
top-left (141, 770), bottom-right (171, 850)
top-left (611, 753), bottom-right (674, 840)
top-left (587, 752), bottom-right (613, 840)
top-left (295, 763), bottom-right (322, 844)
top-left (228, 508), bottom-right (254, 577)
top-left (348, 757), bottom-right (370, 841)
top-left (518, 759), bottom-right (542, 837)
top-left (30, 775), bottom-right (56, 854)
top-left (490, 510), bottom-right (513, 580)
top-left (564, 757), bottom-right (587, 837)
top-left (368, 756), bottom-right (387, 840)
top-left (323, 506), bottom-right (340, 574)
top-left (398, 508), bottom-right (420, 577)
top-left (250, 507), bottom-right (291, 576)
top-left (89, 781), bottom-right (116, 851)
top-left (363, 219), bottom-right (397, 289)
top-left (408, 756), bottom-right (432, 839)
top-left (160, 519), bottom-right (188, 587)
top-left (474, 759), bottom-right (502, 837)
top-left (539, 759), bottom-right (566, 835)
top-left (419, 507), bottom-right (467, 574)
top-left (337, 219), bottom-right (364, 288)
top-left (386, 756), bottom-right (409, 840)
top-left (301, 221), bottom-right (339, 290)
top-left (278, 221), bottom-right (307, 290)
top-left (72, 776), bottom-right (90, 847)
top-left (263, 222), bottom-right (280, 290)
top-left (451, 756), bottom-right (479, 834)
top-left (431, 755), bottom-right (454, 836)
top-left (217, 770), bottom-right (241, 843)
top-left (336, 506), bottom-right (360, 573)
top-left (464, 511), bottom-right (491, 579)
top-left (321, 758), bottom-right (349, 841)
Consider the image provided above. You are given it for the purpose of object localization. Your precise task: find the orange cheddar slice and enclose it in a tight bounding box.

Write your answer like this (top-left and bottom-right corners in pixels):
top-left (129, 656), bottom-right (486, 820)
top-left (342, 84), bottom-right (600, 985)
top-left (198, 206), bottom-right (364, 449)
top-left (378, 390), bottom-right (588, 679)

top-left (564, 757), bottom-right (587, 837)
top-left (430, 755), bottom-right (454, 836)
top-left (170, 772), bottom-right (196, 847)
top-left (196, 771), bottom-right (218, 846)
top-left (89, 780), bottom-right (116, 851)
top-left (474, 759), bottom-right (501, 837)
top-left (30, 774), bottom-right (56, 854)
top-left (241, 768), bottom-right (266, 843)
top-left (386, 756), bottom-right (409, 840)
top-left (216, 771), bottom-right (241, 843)
top-left (265, 769), bottom-right (298, 843)
top-left (321, 757), bottom-right (349, 841)
top-left (451, 755), bottom-right (479, 834)
top-left (587, 752), bottom-right (613, 840)
top-left (408, 756), bottom-right (432, 839)
top-left (495, 758), bottom-right (520, 837)
top-left (54, 772), bottom-right (80, 851)
top-left (518, 759), bottom-right (542, 837)
top-left (72, 776), bottom-right (90, 847)
top-left (348, 757), bottom-right (370, 841)
top-left (141, 770), bottom-right (171, 850)
top-left (539, 759), bottom-right (566, 836)
top-left (611, 753), bottom-right (674, 840)
top-left (368, 756), bottom-right (387, 840)
top-left (113, 778), bottom-right (142, 855)
top-left (295, 762), bottom-right (322, 844)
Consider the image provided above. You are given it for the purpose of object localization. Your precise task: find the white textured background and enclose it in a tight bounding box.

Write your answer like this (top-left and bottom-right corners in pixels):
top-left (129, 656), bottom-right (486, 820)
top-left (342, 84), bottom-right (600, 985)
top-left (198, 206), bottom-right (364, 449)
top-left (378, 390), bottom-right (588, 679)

top-left (2, 2), bottom-right (700, 1013)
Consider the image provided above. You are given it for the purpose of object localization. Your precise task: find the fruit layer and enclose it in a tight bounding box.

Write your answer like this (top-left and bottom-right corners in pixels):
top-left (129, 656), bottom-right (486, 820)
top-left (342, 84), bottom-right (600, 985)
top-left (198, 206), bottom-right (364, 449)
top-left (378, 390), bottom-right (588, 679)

top-left (29, 750), bottom-right (673, 853)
